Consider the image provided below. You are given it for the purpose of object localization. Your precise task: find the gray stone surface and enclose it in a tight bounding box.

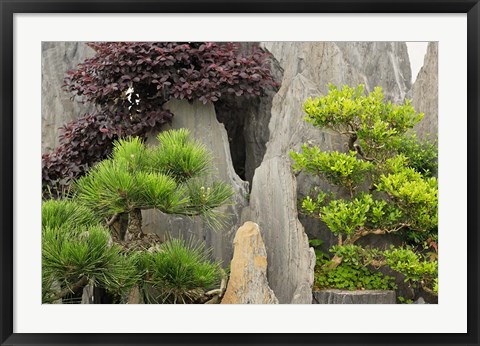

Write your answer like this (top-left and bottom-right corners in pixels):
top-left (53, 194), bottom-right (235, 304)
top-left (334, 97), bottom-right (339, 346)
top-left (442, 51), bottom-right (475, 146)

top-left (244, 42), bottom-right (413, 304)
top-left (42, 42), bottom-right (95, 154)
top-left (221, 222), bottom-right (278, 304)
top-left (242, 155), bottom-right (316, 304)
top-left (409, 42), bottom-right (438, 140)
top-left (142, 100), bottom-right (248, 265)
top-left (414, 297), bottom-right (426, 304)
top-left (291, 283), bottom-right (314, 304)
top-left (312, 289), bottom-right (396, 304)
top-left (335, 42), bottom-right (412, 103)
top-left (81, 284), bottom-right (94, 304)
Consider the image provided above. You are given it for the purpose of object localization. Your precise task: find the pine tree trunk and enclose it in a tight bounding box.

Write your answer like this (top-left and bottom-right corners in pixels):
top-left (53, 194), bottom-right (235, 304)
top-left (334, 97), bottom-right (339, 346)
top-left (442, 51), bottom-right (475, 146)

top-left (126, 208), bottom-right (143, 241)
top-left (109, 212), bottom-right (128, 241)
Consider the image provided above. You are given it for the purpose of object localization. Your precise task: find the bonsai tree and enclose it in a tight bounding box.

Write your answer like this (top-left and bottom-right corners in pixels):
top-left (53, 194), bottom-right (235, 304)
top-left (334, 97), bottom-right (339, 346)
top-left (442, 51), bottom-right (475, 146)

top-left (75, 128), bottom-right (234, 241)
top-left (42, 199), bottom-right (224, 304)
top-left (290, 84), bottom-right (438, 296)
top-left (43, 42), bottom-right (277, 197)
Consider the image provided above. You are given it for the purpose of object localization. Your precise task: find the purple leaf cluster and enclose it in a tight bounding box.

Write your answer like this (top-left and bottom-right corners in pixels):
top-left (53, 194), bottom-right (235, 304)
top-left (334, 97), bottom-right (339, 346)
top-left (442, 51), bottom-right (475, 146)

top-left (43, 42), bottom-right (277, 197)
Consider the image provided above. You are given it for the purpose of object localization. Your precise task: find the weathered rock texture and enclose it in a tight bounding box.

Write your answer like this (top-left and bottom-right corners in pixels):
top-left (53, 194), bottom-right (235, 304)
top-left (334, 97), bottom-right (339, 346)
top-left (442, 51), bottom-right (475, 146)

top-left (42, 42), bottom-right (95, 153)
top-left (142, 100), bottom-right (248, 265)
top-left (242, 42), bottom-right (413, 304)
top-left (335, 42), bottom-right (411, 103)
top-left (408, 42), bottom-right (438, 140)
top-left (312, 289), bottom-right (396, 304)
top-left (81, 284), bottom-right (94, 304)
top-left (221, 222), bottom-right (278, 304)
top-left (215, 45), bottom-right (283, 186)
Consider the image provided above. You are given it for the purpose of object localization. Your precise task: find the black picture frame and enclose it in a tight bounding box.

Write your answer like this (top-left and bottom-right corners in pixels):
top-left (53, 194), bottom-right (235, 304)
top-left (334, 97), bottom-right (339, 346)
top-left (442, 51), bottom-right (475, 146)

top-left (1, 1), bottom-right (479, 345)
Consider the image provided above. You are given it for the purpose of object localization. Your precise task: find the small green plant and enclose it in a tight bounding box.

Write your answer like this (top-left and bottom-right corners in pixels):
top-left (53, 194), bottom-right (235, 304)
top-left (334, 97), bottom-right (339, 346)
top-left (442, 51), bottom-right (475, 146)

top-left (309, 238), bottom-right (329, 263)
top-left (397, 296), bottom-right (414, 304)
top-left (433, 277), bottom-right (438, 294)
top-left (135, 238), bottom-right (221, 304)
top-left (384, 246), bottom-right (437, 293)
top-left (393, 134), bottom-right (438, 177)
top-left (291, 84), bottom-right (438, 295)
top-left (314, 259), bottom-right (396, 291)
top-left (41, 199), bottom-right (100, 230)
top-left (291, 149), bottom-right (373, 197)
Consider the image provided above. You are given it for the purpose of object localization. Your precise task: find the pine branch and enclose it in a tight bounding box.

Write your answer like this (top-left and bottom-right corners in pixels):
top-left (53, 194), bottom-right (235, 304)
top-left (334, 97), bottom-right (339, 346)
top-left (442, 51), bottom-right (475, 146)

top-left (45, 276), bottom-right (89, 303)
top-left (106, 213), bottom-right (120, 227)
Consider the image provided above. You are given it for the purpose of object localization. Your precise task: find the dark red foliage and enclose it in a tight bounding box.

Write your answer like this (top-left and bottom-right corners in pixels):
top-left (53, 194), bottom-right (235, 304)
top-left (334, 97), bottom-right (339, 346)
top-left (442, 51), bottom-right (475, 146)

top-left (65, 42), bottom-right (277, 106)
top-left (43, 42), bottom-right (277, 197)
top-left (42, 110), bottom-right (172, 196)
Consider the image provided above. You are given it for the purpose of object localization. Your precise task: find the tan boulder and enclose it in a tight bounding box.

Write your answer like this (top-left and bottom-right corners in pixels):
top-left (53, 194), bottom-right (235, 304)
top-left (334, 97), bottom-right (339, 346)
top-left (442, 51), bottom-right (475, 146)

top-left (221, 222), bottom-right (278, 304)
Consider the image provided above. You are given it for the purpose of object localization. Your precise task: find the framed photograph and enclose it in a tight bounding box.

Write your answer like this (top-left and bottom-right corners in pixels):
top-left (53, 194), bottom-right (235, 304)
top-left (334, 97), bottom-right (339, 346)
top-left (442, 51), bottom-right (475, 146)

top-left (1, 1), bottom-right (479, 345)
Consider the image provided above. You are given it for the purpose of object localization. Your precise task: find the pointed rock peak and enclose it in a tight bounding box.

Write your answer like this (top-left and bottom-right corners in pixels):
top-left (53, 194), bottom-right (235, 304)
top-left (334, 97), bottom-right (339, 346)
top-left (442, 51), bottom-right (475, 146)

top-left (221, 222), bottom-right (279, 304)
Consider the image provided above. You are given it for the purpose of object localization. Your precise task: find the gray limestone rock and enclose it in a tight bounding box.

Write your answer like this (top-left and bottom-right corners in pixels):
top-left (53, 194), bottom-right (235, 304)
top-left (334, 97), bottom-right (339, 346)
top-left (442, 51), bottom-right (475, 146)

top-left (409, 42), bottom-right (438, 140)
top-left (291, 283), bottom-right (314, 304)
top-left (81, 284), bottom-right (94, 304)
top-left (42, 42), bottom-right (95, 154)
top-left (141, 100), bottom-right (248, 265)
top-left (335, 42), bottom-right (412, 103)
top-left (242, 155), bottom-right (316, 304)
top-left (312, 289), bottom-right (396, 304)
top-left (414, 297), bottom-right (426, 304)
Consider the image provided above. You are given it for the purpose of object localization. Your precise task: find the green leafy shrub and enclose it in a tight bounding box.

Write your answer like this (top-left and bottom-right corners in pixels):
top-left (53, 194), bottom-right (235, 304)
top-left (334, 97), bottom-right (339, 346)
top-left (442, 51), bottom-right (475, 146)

top-left (376, 169), bottom-right (438, 231)
top-left (393, 134), bottom-right (438, 177)
top-left (329, 244), bottom-right (384, 267)
top-left (291, 148), bottom-right (373, 195)
top-left (384, 247), bottom-right (437, 287)
top-left (302, 85), bottom-right (423, 162)
top-left (397, 296), bottom-right (414, 304)
top-left (291, 84), bottom-right (438, 295)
